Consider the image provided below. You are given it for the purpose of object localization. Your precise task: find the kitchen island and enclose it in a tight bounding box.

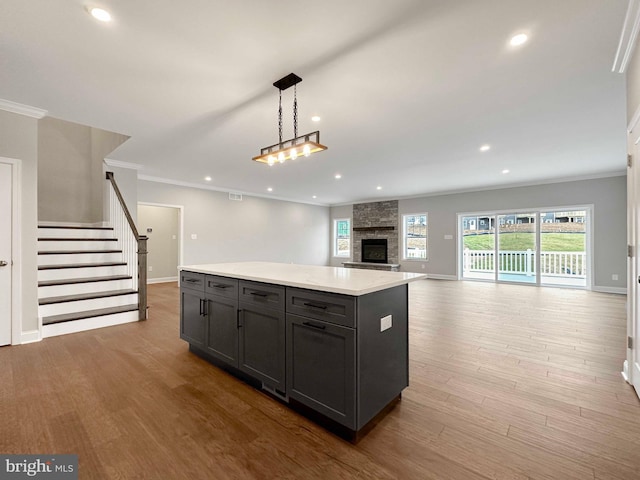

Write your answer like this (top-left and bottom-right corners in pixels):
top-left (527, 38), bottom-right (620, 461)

top-left (179, 261), bottom-right (425, 436)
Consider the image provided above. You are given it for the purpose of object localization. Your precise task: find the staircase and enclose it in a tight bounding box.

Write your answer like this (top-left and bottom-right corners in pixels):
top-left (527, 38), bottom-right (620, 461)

top-left (38, 224), bottom-right (140, 337)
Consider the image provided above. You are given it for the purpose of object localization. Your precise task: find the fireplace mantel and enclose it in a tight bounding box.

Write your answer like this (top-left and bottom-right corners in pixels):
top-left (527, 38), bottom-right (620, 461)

top-left (353, 226), bottom-right (395, 232)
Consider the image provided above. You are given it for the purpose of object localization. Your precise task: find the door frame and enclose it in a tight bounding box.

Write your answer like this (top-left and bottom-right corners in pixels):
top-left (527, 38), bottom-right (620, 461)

top-left (137, 202), bottom-right (184, 282)
top-left (626, 114), bottom-right (640, 396)
top-left (0, 157), bottom-right (22, 345)
top-left (457, 204), bottom-right (593, 289)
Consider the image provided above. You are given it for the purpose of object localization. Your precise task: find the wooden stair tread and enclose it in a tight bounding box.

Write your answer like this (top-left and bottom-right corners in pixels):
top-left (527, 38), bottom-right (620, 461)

top-left (38, 237), bottom-right (117, 241)
top-left (42, 304), bottom-right (138, 325)
top-left (38, 275), bottom-right (132, 287)
top-left (39, 289), bottom-right (138, 305)
top-left (38, 250), bottom-right (122, 255)
top-left (38, 262), bottom-right (127, 270)
top-left (38, 225), bottom-right (114, 230)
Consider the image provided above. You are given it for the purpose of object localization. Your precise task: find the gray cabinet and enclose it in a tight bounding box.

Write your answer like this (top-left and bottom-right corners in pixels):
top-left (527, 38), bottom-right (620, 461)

top-left (180, 272), bottom-right (206, 347)
top-left (180, 269), bottom-right (409, 434)
top-left (238, 281), bottom-right (285, 392)
top-left (286, 313), bottom-right (355, 428)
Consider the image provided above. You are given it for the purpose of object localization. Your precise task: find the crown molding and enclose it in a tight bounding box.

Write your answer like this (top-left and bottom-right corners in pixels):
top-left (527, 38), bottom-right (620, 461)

top-left (0, 98), bottom-right (48, 119)
top-left (612, 0), bottom-right (640, 73)
top-left (104, 158), bottom-right (144, 170)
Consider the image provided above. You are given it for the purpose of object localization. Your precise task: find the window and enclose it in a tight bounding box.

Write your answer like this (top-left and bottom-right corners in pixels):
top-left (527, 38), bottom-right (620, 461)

top-left (403, 213), bottom-right (427, 260)
top-left (334, 219), bottom-right (351, 257)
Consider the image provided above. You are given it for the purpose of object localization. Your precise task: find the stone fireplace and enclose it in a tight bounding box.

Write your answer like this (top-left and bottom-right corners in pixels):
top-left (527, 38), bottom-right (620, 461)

top-left (351, 200), bottom-right (399, 266)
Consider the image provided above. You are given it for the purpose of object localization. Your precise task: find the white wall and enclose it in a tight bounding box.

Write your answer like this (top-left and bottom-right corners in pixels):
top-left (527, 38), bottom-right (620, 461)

top-left (0, 110), bottom-right (39, 337)
top-left (333, 176), bottom-right (626, 289)
top-left (138, 180), bottom-right (330, 266)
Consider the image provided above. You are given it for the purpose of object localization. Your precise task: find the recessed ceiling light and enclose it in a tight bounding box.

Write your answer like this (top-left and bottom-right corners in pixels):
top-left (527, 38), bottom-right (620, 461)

top-left (312, 195), bottom-right (317, 199)
top-left (510, 33), bottom-right (528, 46)
top-left (267, 187), bottom-right (273, 192)
top-left (204, 176), bottom-right (212, 182)
top-left (376, 186), bottom-right (382, 190)
top-left (311, 116), bottom-right (321, 122)
top-left (335, 174), bottom-right (342, 179)
top-left (479, 144), bottom-right (491, 152)
top-left (89, 7), bottom-right (112, 22)
top-left (502, 169), bottom-right (510, 174)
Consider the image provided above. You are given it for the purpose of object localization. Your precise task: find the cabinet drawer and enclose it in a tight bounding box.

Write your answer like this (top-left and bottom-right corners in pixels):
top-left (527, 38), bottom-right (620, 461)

top-left (205, 275), bottom-right (238, 299)
top-left (239, 281), bottom-right (285, 311)
top-left (286, 288), bottom-right (355, 328)
top-left (180, 271), bottom-right (205, 292)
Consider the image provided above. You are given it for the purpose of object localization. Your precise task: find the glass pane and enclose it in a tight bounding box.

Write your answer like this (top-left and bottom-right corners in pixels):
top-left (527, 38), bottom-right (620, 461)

top-left (498, 213), bottom-right (536, 283)
top-left (405, 214), bottom-right (427, 259)
top-left (462, 215), bottom-right (495, 280)
top-left (540, 210), bottom-right (586, 287)
top-left (335, 220), bottom-right (350, 256)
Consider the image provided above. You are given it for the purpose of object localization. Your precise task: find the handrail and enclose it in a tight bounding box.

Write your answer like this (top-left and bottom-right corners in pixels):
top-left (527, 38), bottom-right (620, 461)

top-left (106, 171), bottom-right (148, 320)
top-left (106, 171), bottom-right (140, 238)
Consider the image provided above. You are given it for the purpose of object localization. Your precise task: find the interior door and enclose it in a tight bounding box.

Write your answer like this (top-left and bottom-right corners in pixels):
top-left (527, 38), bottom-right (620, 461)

top-left (0, 162), bottom-right (12, 346)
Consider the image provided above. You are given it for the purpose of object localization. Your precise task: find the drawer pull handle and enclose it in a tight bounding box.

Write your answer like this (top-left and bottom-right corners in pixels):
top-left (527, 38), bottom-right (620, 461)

top-left (211, 283), bottom-right (230, 289)
top-left (185, 278), bottom-right (199, 283)
top-left (303, 302), bottom-right (327, 310)
top-left (303, 321), bottom-right (326, 330)
top-left (250, 291), bottom-right (269, 297)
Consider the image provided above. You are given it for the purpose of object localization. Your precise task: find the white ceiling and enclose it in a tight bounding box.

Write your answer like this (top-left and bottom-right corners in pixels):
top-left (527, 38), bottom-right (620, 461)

top-left (0, 0), bottom-right (630, 205)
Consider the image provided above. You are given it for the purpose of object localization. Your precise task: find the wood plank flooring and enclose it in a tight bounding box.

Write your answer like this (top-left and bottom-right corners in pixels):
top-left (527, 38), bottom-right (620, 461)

top-left (1, 280), bottom-right (638, 479)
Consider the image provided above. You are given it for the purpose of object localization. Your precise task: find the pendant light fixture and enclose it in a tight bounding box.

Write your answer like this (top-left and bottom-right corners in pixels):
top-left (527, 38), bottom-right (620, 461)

top-left (253, 73), bottom-right (327, 166)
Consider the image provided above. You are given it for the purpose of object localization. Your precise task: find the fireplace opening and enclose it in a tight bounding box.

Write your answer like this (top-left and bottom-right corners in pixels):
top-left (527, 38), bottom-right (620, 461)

top-left (361, 239), bottom-right (388, 264)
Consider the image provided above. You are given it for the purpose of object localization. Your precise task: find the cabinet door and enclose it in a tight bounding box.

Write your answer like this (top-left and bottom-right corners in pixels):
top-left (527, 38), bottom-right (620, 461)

top-left (205, 295), bottom-right (239, 367)
top-left (238, 303), bottom-right (285, 391)
top-left (180, 289), bottom-right (205, 347)
top-left (286, 313), bottom-right (356, 429)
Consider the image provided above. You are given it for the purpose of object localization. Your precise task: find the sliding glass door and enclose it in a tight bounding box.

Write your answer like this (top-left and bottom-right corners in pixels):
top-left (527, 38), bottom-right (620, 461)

top-left (497, 212), bottom-right (536, 284)
top-left (539, 209), bottom-right (587, 287)
top-left (460, 207), bottom-right (590, 288)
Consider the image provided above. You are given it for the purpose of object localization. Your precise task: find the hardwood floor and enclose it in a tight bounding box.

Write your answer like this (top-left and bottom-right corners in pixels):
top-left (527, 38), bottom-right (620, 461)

top-left (1, 280), bottom-right (638, 479)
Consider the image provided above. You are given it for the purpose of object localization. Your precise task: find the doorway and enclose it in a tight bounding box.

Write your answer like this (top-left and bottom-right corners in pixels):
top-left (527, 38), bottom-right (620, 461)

top-left (460, 206), bottom-right (591, 288)
top-left (137, 203), bottom-right (183, 283)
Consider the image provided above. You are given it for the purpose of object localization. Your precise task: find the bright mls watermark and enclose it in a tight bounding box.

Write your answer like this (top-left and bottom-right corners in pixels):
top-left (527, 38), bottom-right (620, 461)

top-left (0, 455), bottom-right (77, 479)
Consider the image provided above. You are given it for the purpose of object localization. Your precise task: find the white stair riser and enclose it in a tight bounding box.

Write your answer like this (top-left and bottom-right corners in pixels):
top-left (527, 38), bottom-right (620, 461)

top-left (38, 265), bottom-right (130, 282)
top-left (38, 228), bottom-right (115, 239)
top-left (38, 252), bottom-right (123, 266)
top-left (38, 240), bottom-right (119, 251)
top-left (42, 310), bottom-right (140, 338)
top-left (39, 294), bottom-right (139, 317)
top-left (38, 279), bottom-right (134, 297)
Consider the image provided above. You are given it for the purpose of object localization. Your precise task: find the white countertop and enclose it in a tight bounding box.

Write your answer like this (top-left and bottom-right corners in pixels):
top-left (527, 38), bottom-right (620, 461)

top-left (180, 262), bottom-right (426, 296)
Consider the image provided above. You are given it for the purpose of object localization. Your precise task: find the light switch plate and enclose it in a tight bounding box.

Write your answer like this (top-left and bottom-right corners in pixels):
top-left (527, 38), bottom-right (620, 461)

top-left (381, 315), bottom-right (392, 332)
top-left (444, 234), bottom-right (453, 240)
top-left (191, 234), bottom-right (197, 240)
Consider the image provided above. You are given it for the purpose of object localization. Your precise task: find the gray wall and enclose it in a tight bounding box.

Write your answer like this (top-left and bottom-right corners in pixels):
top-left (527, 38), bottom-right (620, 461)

top-left (0, 110), bottom-right (39, 335)
top-left (329, 204), bottom-right (353, 267)
top-left (138, 180), bottom-right (330, 266)
top-left (38, 117), bottom-right (128, 223)
top-left (138, 204), bottom-right (180, 280)
top-left (332, 176), bottom-right (627, 290)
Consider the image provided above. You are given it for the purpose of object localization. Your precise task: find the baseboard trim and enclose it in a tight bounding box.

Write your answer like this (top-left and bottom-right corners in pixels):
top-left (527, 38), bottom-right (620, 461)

top-left (622, 360), bottom-right (630, 383)
top-left (20, 329), bottom-right (42, 344)
top-left (147, 276), bottom-right (178, 284)
top-left (592, 286), bottom-right (627, 295)
top-left (42, 311), bottom-right (139, 338)
top-left (425, 274), bottom-right (457, 281)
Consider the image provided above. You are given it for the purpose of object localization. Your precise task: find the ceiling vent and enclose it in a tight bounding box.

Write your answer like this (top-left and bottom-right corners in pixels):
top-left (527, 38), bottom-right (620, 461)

top-left (229, 193), bottom-right (243, 201)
